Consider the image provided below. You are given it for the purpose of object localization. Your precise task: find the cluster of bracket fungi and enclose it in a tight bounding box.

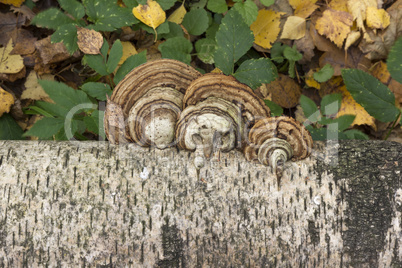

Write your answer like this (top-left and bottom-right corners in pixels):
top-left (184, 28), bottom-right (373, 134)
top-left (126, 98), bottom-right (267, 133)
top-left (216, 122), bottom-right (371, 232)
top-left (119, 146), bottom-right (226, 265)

top-left (104, 59), bottom-right (313, 180)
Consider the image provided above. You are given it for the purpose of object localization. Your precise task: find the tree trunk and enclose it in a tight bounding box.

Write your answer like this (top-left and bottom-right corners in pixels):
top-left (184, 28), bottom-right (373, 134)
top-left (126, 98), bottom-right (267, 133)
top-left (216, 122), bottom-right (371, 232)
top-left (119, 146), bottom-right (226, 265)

top-left (0, 140), bottom-right (401, 267)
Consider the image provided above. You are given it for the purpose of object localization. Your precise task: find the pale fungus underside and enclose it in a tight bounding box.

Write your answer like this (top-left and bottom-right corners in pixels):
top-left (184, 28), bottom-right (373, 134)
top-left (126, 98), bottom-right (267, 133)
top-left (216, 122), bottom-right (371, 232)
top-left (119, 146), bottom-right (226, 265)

top-left (104, 59), bottom-right (313, 182)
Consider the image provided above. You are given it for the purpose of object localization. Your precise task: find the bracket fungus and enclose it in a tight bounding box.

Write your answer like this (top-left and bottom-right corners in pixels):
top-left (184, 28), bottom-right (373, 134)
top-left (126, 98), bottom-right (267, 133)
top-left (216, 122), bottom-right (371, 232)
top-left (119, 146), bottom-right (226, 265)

top-left (176, 97), bottom-right (243, 169)
top-left (244, 116), bottom-right (313, 182)
top-left (104, 59), bottom-right (201, 147)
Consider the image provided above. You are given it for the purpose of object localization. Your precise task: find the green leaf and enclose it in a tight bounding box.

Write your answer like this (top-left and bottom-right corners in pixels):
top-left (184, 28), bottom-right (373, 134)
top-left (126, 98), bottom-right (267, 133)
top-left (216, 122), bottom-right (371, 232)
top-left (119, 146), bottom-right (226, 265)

top-left (214, 9), bottom-right (254, 74)
top-left (81, 83), bottom-right (112, 101)
top-left (300, 95), bottom-right (320, 123)
top-left (51, 24), bottom-right (79, 54)
top-left (156, 0), bottom-right (176, 10)
top-left (83, 0), bottom-right (138, 31)
top-left (206, 23), bottom-right (220, 39)
top-left (264, 100), bottom-right (283, 116)
top-left (38, 80), bottom-right (92, 112)
top-left (182, 8), bottom-right (209, 35)
top-left (189, 0), bottom-right (207, 9)
top-left (107, 40), bottom-right (123, 74)
top-left (343, 129), bottom-right (369, 140)
top-left (270, 42), bottom-right (286, 63)
top-left (233, 58), bottom-right (278, 89)
top-left (207, 0), bottom-right (227, 13)
top-left (140, 20), bottom-right (170, 36)
top-left (387, 37), bottom-right (402, 84)
top-left (335, 114), bottom-right (356, 132)
top-left (158, 37), bottom-right (193, 64)
top-left (233, 0), bottom-right (258, 26)
top-left (0, 114), bottom-right (23, 140)
top-left (122, 0), bottom-right (139, 9)
top-left (320, 93), bottom-right (342, 116)
top-left (160, 22), bottom-right (184, 39)
top-left (260, 0), bottom-right (275, 7)
top-left (114, 51), bottom-right (147, 85)
top-left (83, 40), bottom-right (109, 75)
top-left (84, 110), bottom-right (105, 138)
top-left (195, 38), bottom-right (217, 64)
top-left (35, 101), bottom-right (69, 117)
top-left (23, 117), bottom-right (64, 139)
top-left (283, 45), bottom-right (302, 61)
top-left (342, 68), bottom-right (400, 122)
top-left (314, 64), bottom-right (334, 83)
top-left (58, 0), bottom-right (85, 19)
top-left (31, 8), bottom-right (75, 30)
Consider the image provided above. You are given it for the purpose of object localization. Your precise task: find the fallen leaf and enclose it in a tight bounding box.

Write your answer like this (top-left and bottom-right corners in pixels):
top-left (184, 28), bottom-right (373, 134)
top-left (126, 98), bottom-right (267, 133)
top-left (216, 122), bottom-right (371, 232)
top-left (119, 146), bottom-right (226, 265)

top-left (371, 61), bottom-right (402, 104)
top-left (35, 36), bottom-right (70, 64)
top-left (281, 16), bottom-right (306, 40)
top-left (133, 0), bottom-right (166, 40)
top-left (0, 39), bottom-right (24, 74)
top-left (0, 12), bottom-right (24, 46)
top-left (294, 1), bottom-right (319, 19)
top-left (76, 27), bottom-right (103, 55)
top-left (21, 71), bottom-right (53, 101)
top-left (168, 3), bottom-right (186, 24)
top-left (315, 8), bottom-right (353, 48)
top-left (250, 9), bottom-right (284, 49)
top-left (329, 0), bottom-right (349, 13)
top-left (358, 8), bottom-right (402, 60)
top-left (344, 31), bottom-right (361, 51)
top-left (294, 22), bottom-right (315, 64)
top-left (265, 74), bottom-right (302, 108)
top-left (337, 85), bottom-right (376, 130)
top-left (10, 28), bottom-right (36, 55)
top-left (119, 41), bottom-right (138, 65)
top-left (309, 20), bottom-right (339, 52)
top-left (0, 0), bottom-right (24, 7)
top-left (10, 5), bottom-right (36, 21)
top-left (0, 87), bottom-right (14, 117)
top-left (347, 0), bottom-right (376, 31)
top-left (305, 69), bottom-right (321, 89)
top-left (366, 7), bottom-right (390, 29)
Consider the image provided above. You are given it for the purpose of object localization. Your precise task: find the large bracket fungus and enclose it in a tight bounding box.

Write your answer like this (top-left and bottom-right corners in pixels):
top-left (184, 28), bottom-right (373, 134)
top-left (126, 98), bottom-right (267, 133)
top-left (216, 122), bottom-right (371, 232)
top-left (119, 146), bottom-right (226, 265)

top-left (104, 59), bottom-right (201, 147)
top-left (104, 60), bottom-right (313, 180)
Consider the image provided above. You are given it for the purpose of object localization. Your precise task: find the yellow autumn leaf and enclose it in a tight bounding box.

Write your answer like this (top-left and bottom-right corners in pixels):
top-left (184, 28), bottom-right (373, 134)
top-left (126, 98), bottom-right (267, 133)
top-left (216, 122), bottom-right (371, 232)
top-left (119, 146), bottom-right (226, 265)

top-left (337, 85), bottom-right (376, 130)
top-left (0, 87), bottom-right (14, 117)
top-left (0, 39), bottom-right (24, 74)
top-left (288, 0), bottom-right (318, 9)
top-left (329, 0), bottom-right (349, 13)
top-left (315, 9), bottom-right (353, 48)
top-left (133, 0), bottom-right (165, 40)
top-left (0, 0), bottom-right (24, 7)
top-left (21, 71), bottom-right (53, 101)
top-left (294, 1), bottom-right (319, 19)
top-left (305, 69), bottom-right (321, 89)
top-left (281, 16), bottom-right (306, 40)
top-left (168, 4), bottom-right (186, 24)
top-left (250, 10), bottom-right (284, 49)
top-left (366, 7), bottom-right (390, 29)
top-left (344, 31), bottom-right (361, 51)
top-left (119, 41), bottom-right (138, 65)
top-left (347, 0), bottom-right (376, 31)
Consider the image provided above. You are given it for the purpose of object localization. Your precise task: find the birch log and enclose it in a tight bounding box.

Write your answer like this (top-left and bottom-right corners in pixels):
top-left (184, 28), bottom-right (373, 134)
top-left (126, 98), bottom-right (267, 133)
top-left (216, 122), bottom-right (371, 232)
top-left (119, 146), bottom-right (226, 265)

top-left (0, 140), bottom-right (401, 267)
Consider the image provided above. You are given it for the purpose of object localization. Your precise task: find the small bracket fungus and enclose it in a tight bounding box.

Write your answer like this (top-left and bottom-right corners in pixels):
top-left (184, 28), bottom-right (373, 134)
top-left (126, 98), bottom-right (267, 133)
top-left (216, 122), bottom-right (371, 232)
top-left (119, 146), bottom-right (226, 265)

top-left (104, 59), bottom-right (201, 145)
top-left (244, 116), bottom-right (313, 184)
top-left (176, 97), bottom-right (243, 169)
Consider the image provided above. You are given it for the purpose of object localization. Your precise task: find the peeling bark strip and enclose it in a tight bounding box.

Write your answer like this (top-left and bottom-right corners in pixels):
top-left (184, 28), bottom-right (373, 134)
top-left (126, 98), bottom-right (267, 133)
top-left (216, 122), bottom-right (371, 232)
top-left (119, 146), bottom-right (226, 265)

top-left (0, 140), bottom-right (401, 266)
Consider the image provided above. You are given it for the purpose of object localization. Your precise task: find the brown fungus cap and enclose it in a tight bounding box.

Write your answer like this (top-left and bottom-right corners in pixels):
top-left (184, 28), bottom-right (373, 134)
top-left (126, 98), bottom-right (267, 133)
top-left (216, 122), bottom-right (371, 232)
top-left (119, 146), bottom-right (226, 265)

top-left (111, 59), bottom-right (202, 116)
top-left (183, 73), bottom-right (270, 123)
top-left (244, 116), bottom-right (313, 162)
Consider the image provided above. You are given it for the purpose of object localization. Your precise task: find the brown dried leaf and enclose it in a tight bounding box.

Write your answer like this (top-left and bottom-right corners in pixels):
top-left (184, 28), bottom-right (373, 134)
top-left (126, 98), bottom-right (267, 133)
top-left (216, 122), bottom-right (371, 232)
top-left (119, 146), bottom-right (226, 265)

top-left (10, 28), bottom-right (36, 55)
top-left (294, 22), bottom-right (315, 64)
top-left (21, 71), bottom-right (53, 101)
top-left (77, 27), bottom-right (103, 55)
top-left (309, 19), bottom-right (339, 52)
top-left (315, 8), bottom-right (353, 48)
top-left (265, 74), bottom-right (302, 108)
top-left (35, 36), bottom-right (70, 64)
